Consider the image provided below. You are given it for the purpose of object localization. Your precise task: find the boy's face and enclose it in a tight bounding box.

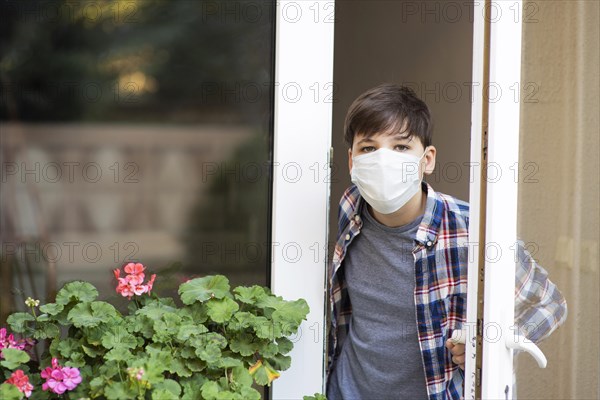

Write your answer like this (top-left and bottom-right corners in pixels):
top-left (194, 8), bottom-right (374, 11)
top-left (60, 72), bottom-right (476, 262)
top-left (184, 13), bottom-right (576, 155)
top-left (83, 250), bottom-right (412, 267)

top-left (348, 131), bottom-right (437, 178)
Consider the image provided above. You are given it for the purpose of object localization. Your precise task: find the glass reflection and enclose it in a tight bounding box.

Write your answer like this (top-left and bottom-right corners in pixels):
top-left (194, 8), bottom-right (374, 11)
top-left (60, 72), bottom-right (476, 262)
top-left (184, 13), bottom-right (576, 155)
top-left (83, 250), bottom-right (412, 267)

top-left (0, 0), bottom-right (275, 322)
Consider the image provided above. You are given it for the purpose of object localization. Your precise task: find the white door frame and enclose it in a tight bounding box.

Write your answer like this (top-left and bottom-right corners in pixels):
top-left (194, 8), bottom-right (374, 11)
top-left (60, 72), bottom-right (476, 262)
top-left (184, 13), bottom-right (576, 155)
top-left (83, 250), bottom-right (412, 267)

top-left (466, 1), bottom-right (524, 398)
top-left (271, 1), bottom-right (531, 398)
top-left (270, 1), bottom-right (335, 399)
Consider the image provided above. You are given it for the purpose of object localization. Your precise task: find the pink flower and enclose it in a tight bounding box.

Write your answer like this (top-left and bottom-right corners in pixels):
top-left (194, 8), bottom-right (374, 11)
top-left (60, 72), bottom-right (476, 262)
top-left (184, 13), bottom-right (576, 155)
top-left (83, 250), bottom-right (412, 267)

top-left (113, 262), bottom-right (156, 300)
top-left (146, 274), bottom-right (156, 292)
top-left (127, 367), bottom-right (145, 381)
top-left (41, 358), bottom-right (81, 395)
top-left (124, 262), bottom-right (145, 276)
top-left (136, 368), bottom-right (145, 381)
top-left (61, 367), bottom-right (82, 390)
top-left (0, 328), bottom-right (35, 359)
top-left (5, 370), bottom-right (34, 398)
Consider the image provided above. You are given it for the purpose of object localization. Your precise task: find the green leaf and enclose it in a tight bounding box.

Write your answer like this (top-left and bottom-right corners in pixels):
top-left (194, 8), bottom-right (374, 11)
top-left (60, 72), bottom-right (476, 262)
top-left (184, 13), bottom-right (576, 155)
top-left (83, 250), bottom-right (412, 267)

top-left (0, 348), bottom-right (30, 369)
top-left (184, 357), bottom-right (206, 372)
top-left (55, 281), bottom-right (98, 305)
top-left (152, 313), bottom-right (181, 343)
top-left (33, 322), bottom-right (60, 340)
top-left (249, 359), bottom-right (280, 386)
top-left (67, 301), bottom-right (119, 328)
top-left (200, 381), bottom-right (221, 400)
top-left (136, 300), bottom-right (177, 321)
top-left (82, 326), bottom-right (107, 346)
top-left (57, 338), bottom-right (80, 357)
top-left (92, 301), bottom-right (120, 318)
top-left (35, 313), bottom-right (50, 322)
top-left (101, 326), bottom-right (138, 351)
top-left (255, 294), bottom-right (286, 310)
top-left (39, 302), bottom-right (64, 315)
top-left (217, 356), bottom-right (243, 369)
top-left (6, 312), bottom-right (35, 333)
top-left (98, 360), bottom-right (120, 380)
top-left (207, 297), bottom-right (239, 323)
top-left (152, 379), bottom-right (181, 400)
top-left (233, 285), bottom-right (268, 304)
top-left (66, 352), bottom-right (86, 368)
top-left (126, 314), bottom-right (154, 338)
top-left (194, 343), bottom-right (222, 365)
top-left (146, 344), bottom-right (174, 374)
top-left (216, 390), bottom-right (242, 400)
top-left (266, 353), bottom-right (292, 371)
top-left (239, 385), bottom-right (262, 400)
top-left (189, 333), bottom-right (227, 365)
top-left (104, 348), bottom-right (132, 362)
top-left (179, 275), bottom-right (231, 304)
top-left (230, 311), bottom-right (268, 331)
top-left (167, 357), bottom-right (193, 378)
top-left (231, 365), bottom-right (253, 388)
top-left (181, 376), bottom-right (207, 400)
top-left (0, 383), bottom-right (22, 400)
top-left (177, 303), bottom-right (209, 324)
top-left (271, 299), bottom-right (310, 335)
top-left (104, 382), bottom-right (137, 400)
top-left (229, 333), bottom-right (259, 356)
top-left (255, 320), bottom-right (281, 340)
top-left (89, 376), bottom-right (105, 398)
top-left (180, 345), bottom-right (197, 359)
top-left (176, 323), bottom-right (208, 342)
top-left (277, 337), bottom-right (294, 354)
top-left (260, 342), bottom-right (280, 358)
top-left (81, 344), bottom-right (103, 357)
top-left (303, 393), bottom-right (328, 400)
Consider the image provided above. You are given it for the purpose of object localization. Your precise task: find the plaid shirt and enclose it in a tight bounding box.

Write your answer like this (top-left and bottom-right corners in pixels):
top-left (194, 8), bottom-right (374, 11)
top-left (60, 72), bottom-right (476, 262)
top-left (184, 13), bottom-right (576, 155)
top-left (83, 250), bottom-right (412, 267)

top-left (326, 181), bottom-right (567, 400)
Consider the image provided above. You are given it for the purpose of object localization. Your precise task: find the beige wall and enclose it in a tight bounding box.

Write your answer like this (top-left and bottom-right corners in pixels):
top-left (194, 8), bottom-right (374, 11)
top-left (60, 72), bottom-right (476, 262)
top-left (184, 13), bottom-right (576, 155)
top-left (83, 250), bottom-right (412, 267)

top-left (516, 1), bottom-right (599, 399)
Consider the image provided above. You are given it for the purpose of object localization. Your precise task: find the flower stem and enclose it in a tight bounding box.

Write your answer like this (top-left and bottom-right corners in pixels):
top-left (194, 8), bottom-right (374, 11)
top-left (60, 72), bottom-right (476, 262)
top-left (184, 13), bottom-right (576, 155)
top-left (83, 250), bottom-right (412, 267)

top-left (30, 306), bottom-right (38, 321)
top-left (117, 362), bottom-right (124, 382)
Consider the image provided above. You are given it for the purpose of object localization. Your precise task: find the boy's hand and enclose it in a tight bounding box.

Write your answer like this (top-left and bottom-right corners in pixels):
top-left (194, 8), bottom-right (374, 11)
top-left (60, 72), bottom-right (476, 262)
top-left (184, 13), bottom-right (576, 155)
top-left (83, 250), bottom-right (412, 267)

top-left (445, 339), bottom-right (465, 370)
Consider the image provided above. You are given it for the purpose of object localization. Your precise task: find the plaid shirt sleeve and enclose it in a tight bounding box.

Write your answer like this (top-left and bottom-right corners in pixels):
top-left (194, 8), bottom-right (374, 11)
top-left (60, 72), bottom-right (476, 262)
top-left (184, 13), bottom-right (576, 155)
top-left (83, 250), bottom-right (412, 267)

top-left (513, 239), bottom-right (568, 343)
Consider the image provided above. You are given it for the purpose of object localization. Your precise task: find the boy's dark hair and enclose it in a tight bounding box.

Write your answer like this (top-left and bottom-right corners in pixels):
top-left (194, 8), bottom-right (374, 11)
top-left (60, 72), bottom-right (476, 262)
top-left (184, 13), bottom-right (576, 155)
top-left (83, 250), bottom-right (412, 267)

top-left (344, 83), bottom-right (433, 149)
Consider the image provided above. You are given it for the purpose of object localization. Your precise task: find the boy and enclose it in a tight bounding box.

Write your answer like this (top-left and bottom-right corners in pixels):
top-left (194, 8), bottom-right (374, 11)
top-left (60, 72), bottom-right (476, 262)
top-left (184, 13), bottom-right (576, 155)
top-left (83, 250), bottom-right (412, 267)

top-left (325, 84), bottom-right (567, 400)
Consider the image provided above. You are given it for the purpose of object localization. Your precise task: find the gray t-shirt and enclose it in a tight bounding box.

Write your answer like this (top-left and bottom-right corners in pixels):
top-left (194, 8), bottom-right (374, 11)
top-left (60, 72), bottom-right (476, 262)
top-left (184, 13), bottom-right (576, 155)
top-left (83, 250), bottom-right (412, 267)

top-left (326, 203), bottom-right (429, 400)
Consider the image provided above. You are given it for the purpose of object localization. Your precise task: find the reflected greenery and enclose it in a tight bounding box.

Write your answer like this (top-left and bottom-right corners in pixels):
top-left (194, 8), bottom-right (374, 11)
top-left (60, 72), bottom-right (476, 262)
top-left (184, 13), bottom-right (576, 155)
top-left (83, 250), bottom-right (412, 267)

top-left (0, 0), bottom-right (275, 329)
top-left (0, 0), bottom-right (274, 123)
top-left (183, 131), bottom-right (270, 286)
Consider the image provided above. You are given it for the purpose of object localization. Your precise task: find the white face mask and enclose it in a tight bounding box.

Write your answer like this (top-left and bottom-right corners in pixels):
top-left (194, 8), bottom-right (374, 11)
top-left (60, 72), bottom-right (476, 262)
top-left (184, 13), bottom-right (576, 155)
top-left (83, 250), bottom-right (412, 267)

top-left (350, 147), bottom-right (428, 215)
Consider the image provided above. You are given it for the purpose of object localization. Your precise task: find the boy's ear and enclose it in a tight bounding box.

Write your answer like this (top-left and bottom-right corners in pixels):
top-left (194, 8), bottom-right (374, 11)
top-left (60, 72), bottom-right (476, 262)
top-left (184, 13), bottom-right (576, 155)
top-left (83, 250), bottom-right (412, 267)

top-left (348, 148), bottom-right (353, 174)
top-left (423, 145), bottom-right (437, 176)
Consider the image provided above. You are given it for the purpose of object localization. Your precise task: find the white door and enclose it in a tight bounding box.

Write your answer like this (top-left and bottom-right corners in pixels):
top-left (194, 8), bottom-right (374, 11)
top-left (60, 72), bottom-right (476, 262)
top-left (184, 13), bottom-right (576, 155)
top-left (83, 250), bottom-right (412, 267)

top-left (270, 1), bottom-right (335, 399)
top-left (465, 1), bottom-right (548, 399)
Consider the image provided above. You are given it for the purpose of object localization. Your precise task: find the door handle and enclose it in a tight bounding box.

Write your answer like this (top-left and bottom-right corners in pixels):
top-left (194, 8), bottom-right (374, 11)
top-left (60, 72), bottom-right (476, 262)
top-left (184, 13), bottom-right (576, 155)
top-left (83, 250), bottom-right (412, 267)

top-left (505, 334), bottom-right (547, 368)
top-left (450, 328), bottom-right (547, 369)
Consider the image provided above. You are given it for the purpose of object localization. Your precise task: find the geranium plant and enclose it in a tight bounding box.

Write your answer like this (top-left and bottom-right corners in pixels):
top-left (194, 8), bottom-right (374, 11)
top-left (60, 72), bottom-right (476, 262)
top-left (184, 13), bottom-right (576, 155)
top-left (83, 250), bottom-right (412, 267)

top-left (0, 263), bottom-right (310, 399)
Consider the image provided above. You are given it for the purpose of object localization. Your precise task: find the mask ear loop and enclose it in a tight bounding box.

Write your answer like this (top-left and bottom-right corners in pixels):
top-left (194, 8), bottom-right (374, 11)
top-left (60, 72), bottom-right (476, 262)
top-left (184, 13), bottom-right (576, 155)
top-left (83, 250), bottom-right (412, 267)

top-left (420, 146), bottom-right (429, 183)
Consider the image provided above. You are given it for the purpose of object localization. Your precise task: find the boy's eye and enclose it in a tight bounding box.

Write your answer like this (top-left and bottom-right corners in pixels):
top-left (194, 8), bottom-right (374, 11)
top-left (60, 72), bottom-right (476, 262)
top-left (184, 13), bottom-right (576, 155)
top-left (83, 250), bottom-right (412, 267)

top-left (394, 145), bottom-right (409, 151)
top-left (360, 146), bottom-right (376, 152)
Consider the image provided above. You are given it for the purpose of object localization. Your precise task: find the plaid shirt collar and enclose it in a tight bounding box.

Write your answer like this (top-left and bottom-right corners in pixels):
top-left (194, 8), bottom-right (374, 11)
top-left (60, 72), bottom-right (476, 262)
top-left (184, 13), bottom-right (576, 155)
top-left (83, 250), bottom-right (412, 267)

top-left (335, 180), bottom-right (441, 253)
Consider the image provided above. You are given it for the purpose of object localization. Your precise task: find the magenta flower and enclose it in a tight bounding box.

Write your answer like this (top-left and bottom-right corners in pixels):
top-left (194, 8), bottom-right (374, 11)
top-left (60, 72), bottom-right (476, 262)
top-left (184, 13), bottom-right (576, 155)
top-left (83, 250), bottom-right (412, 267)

top-left (5, 370), bottom-right (34, 398)
top-left (41, 358), bottom-right (81, 394)
top-left (0, 328), bottom-right (35, 358)
top-left (61, 367), bottom-right (82, 390)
